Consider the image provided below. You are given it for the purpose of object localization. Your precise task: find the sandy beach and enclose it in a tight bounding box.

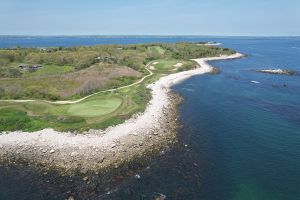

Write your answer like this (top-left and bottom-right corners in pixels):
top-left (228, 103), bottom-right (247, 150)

top-left (0, 53), bottom-right (244, 174)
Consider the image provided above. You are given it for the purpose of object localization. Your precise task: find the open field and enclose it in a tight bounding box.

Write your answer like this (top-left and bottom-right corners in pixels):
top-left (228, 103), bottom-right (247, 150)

top-left (0, 43), bottom-right (235, 132)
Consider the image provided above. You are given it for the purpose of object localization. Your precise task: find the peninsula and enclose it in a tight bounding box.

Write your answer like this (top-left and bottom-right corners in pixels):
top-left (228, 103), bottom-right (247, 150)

top-left (0, 43), bottom-right (243, 173)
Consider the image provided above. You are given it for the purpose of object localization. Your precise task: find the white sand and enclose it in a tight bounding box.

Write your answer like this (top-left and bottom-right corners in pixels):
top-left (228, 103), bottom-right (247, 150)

top-left (0, 53), bottom-right (244, 171)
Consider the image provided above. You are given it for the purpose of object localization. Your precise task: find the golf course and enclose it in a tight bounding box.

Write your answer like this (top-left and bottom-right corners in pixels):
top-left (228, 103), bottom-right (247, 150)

top-left (0, 43), bottom-right (235, 132)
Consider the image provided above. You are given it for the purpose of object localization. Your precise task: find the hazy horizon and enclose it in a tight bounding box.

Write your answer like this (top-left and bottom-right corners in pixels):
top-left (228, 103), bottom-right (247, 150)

top-left (1, 0), bottom-right (299, 36)
top-left (0, 35), bottom-right (299, 37)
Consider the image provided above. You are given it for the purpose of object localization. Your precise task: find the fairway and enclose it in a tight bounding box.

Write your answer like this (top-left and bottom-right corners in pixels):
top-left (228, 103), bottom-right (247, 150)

top-left (67, 97), bottom-right (122, 117)
top-left (153, 60), bottom-right (195, 72)
top-left (155, 60), bottom-right (179, 70)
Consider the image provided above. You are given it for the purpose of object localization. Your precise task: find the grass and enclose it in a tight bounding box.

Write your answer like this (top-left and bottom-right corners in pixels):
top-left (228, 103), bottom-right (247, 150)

top-left (154, 60), bottom-right (179, 70)
top-left (0, 108), bottom-right (49, 132)
top-left (0, 86), bottom-right (149, 132)
top-left (153, 59), bottom-right (196, 73)
top-left (66, 97), bottom-right (122, 117)
top-left (0, 42), bottom-right (236, 132)
top-left (148, 46), bottom-right (165, 55)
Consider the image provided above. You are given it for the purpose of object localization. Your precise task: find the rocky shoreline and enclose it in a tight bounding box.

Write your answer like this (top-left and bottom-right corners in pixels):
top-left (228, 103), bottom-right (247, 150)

top-left (0, 92), bottom-right (182, 175)
top-left (0, 53), bottom-right (244, 176)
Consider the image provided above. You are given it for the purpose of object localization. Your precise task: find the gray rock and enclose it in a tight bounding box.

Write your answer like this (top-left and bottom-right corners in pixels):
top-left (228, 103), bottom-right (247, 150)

top-left (99, 156), bottom-right (105, 163)
top-left (67, 196), bottom-right (75, 200)
top-left (70, 151), bottom-right (79, 157)
top-left (134, 174), bottom-right (141, 179)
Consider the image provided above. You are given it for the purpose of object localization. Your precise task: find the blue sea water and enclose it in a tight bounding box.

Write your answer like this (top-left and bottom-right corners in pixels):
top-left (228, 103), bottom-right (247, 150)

top-left (0, 36), bottom-right (299, 200)
top-left (0, 35), bottom-right (230, 48)
top-left (174, 38), bottom-right (300, 200)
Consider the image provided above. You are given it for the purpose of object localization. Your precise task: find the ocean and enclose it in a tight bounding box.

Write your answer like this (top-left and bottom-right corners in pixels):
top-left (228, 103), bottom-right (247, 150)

top-left (0, 36), bottom-right (299, 200)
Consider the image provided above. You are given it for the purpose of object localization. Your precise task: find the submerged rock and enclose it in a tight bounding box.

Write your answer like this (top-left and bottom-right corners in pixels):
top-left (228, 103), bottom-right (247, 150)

top-left (210, 67), bottom-right (221, 74)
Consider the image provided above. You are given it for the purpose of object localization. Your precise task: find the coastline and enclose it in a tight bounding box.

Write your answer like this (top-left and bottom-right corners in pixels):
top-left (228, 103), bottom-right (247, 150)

top-left (0, 53), bottom-right (244, 174)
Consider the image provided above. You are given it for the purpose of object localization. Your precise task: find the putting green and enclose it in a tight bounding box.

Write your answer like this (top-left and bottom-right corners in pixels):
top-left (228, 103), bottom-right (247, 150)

top-left (67, 97), bottom-right (122, 117)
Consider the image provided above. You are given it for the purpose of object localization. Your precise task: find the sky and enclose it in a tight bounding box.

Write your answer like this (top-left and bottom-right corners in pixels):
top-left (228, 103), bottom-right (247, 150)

top-left (0, 0), bottom-right (299, 36)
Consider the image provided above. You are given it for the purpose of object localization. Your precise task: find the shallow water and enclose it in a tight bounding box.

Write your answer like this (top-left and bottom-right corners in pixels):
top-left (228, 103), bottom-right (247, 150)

top-left (0, 36), bottom-right (300, 199)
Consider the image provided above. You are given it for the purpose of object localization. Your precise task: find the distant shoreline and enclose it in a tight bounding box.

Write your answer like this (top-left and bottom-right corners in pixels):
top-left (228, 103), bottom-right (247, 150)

top-left (0, 53), bottom-right (244, 174)
top-left (1, 35), bottom-right (298, 38)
